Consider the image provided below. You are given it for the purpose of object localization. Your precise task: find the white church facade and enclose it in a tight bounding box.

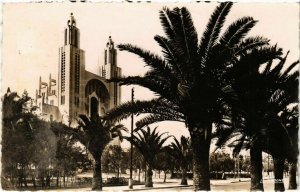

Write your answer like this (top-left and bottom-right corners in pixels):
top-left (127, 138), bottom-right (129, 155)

top-left (35, 13), bottom-right (121, 126)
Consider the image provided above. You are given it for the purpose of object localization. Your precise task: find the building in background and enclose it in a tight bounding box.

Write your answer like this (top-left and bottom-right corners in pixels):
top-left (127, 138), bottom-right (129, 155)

top-left (35, 13), bottom-right (121, 126)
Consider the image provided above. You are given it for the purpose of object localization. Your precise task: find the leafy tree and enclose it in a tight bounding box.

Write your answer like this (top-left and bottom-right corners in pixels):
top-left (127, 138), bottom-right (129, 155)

top-left (105, 3), bottom-right (269, 190)
top-left (60, 115), bottom-right (127, 190)
top-left (168, 136), bottom-right (192, 185)
top-left (101, 145), bottom-right (127, 178)
top-left (50, 121), bottom-right (92, 187)
top-left (2, 89), bottom-right (63, 189)
top-left (210, 152), bottom-right (235, 174)
top-left (126, 147), bottom-right (145, 182)
top-left (154, 151), bottom-right (177, 183)
top-left (2, 89), bottom-right (39, 188)
top-left (126, 126), bottom-right (170, 187)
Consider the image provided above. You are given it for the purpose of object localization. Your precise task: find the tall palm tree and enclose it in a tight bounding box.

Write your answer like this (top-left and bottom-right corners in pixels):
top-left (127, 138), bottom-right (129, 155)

top-left (60, 115), bottom-right (127, 190)
top-left (215, 47), bottom-right (299, 190)
top-left (126, 126), bottom-right (170, 187)
top-left (279, 105), bottom-right (298, 189)
top-left (168, 136), bottom-right (192, 185)
top-left (105, 3), bottom-right (269, 190)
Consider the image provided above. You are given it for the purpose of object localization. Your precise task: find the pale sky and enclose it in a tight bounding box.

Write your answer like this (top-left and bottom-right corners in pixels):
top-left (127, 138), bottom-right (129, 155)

top-left (2, 2), bottom-right (299, 149)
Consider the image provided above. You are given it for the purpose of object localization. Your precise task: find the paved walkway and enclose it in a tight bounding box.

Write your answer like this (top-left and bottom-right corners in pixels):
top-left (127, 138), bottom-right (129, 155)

top-left (47, 177), bottom-right (293, 191)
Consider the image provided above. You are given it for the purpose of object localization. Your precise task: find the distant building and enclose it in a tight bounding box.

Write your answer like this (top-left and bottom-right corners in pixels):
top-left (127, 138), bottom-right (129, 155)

top-left (35, 13), bottom-right (121, 127)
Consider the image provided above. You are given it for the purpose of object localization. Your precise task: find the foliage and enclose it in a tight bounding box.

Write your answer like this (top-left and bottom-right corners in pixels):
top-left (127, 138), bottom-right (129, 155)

top-left (101, 145), bottom-right (128, 177)
top-left (104, 3), bottom-right (270, 189)
top-left (210, 152), bottom-right (234, 172)
top-left (126, 126), bottom-right (170, 187)
top-left (127, 126), bottom-right (170, 168)
top-left (1, 89), bottom-right (91, 189)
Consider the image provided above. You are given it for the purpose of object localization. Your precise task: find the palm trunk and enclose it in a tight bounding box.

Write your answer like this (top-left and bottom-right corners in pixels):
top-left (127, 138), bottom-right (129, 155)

top-left (56, 171), bottom-right (59, 187)
top-left (63, 171), bottom-right (65, 187)
top-left (138, 168), bottom-right (141, 182)
top-left (164, 171), bottom-right (167, 183)
top-left (92, 156), bottom-right (103, 190)
top-left (288, 161), bottom-right (297, 189)
top-left (250, 146), bottom-right (264, 191)
top-left (273, 157), bottom-right (285, 191)
top-left (181, 167), bottom-right (188, 185)
top-left (32, 177), bottom-right (36, 188)
top-left (145, 164), bottom-right (153, 187)
top-left (189, 123), bottom-right (212, 191)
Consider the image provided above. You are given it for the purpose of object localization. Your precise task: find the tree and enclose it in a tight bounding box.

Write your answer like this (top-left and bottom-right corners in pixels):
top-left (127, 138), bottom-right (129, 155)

top-left (61, 115), bottom-right (127, 190)
top-left (279, 105), bottom-right (298, 189)
top-left (215, 47), bottom-right (298, 190)
top-left (154, 151), bottom-right (176, 183)
top-left (210, 152), bottom-right (235, 175)
top-left (126, 126), bottom-right (170, 187)
top-left (50, 121), bottom-right (92, 187)
top-left (2, 89), bottom-right (66, 189)
top-left (101, 145), bottom-right (127, 178)
top-left (168, 136), bottom-right (192, 185)
top-left (105, 3), bottom-right (269, 190)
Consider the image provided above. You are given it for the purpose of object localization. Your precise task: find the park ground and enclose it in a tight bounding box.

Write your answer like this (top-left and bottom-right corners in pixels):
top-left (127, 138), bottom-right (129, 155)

top-left (47, 175), bottom-right (293, 191)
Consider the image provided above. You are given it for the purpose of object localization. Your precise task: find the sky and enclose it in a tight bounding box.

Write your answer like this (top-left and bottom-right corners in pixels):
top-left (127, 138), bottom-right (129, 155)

top-left (2, 2), bottom-right (299, 150)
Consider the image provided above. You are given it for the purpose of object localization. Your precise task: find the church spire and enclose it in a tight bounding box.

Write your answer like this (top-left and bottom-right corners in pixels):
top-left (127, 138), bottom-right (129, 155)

top-left (64, 13), bottom-right (79, 48)
top-left (68, 12), bottom-right (76, 28)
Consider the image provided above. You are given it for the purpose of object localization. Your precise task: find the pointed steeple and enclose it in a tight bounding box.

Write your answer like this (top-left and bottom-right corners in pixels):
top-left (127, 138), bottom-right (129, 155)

top-left (64, 13), bottom-right (79, 48)
top-left (68, 12), bottom-right (76, 28)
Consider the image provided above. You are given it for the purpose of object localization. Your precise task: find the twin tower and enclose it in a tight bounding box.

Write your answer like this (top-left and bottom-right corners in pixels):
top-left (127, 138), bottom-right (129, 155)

top-left (36, 13), bottom-right (121, 125)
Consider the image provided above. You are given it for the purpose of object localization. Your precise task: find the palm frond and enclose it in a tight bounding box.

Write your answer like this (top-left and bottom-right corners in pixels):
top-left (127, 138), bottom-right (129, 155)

top-left (104, 98), bottom-right (179, 122)
top-left (234, 36), bottom-right (270, 55)
top-left (219, 17), bottom-right (257, 48)
top-left (117, 44), bottom-right (174, 78)
top-left (136, 113), bottom-right (184, 130)
top-left (110, 76), bottom-right (174, 101)
top-left (281, 60), bottom-right (299, 78)
top-left (159, 7), bottom-right (176, 40)
top-left (199, 2), bottom-right (233, 65)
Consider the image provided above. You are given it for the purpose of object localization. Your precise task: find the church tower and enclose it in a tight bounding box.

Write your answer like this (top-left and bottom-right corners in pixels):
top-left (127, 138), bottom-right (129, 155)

top-left (100, 36), bottom-right (121, 106)
top-left (58, 13), bottom-right (85, 124)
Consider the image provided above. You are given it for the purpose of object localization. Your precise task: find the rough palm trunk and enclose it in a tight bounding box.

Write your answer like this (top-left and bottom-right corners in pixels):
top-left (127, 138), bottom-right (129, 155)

top-left (181, 167), bottom-right (188, 185)
top-left (189, 123), bottom-right (212, 191)
top-left (56, 172), bottom-right (59, 187)
top-left (250, 146), bottom-right (264, 191)
top-left (138, 168), bottom-right (141, 182)
top-left (273, 157), bottom-right (285, 191)
top-left (288, 161), bottom-right (297, 189)
top-left (92, 155), bottom-right (103, 190)
top-left (164, 171), bottom-right (167, 183)
top-left (145, 164), bottom-right (153, 187)
top-left (32, 177), bottom-right (36, 188)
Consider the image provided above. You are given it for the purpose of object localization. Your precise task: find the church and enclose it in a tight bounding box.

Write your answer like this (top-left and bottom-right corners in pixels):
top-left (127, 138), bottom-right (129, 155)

top-left (35, 13), bottom-right (121, 126)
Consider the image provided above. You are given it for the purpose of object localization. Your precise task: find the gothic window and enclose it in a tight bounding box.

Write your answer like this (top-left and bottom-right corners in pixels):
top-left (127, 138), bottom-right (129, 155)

top-left (64, 29), bottom-right (67, 45)
top-left (61, 52), bottom-right (66, 92)
top-left (105, 50), bottom-right (107, 64)
top-left (61, 95), bottom-right (65, 105)
top-left (75, 53), bottom-right (80, 93)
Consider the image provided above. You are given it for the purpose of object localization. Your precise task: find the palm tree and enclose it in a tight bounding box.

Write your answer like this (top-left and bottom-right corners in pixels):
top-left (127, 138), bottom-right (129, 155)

top-left (215, 47), bottom-right (299, 190)
top-left (105, 3), bottom-right (269, 190)
top-left (279, 105), bottom-right (298, 189)
top-left (126, 126), bottom-right (170, 187)
top-left (60, 115), bottom-right (127, 190)
top-left (168, 136), bottom-right (192, 185)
